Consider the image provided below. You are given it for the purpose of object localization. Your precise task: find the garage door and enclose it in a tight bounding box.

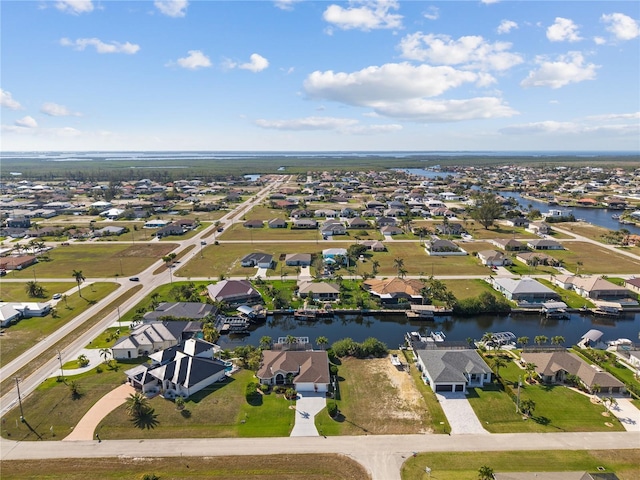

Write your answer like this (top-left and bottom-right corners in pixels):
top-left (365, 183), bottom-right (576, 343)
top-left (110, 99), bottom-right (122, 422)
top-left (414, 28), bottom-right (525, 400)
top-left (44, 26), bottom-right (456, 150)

top-left (435, 384), bottom-right (453, 392)
top-left (455, 384), bottom-right (464, 392)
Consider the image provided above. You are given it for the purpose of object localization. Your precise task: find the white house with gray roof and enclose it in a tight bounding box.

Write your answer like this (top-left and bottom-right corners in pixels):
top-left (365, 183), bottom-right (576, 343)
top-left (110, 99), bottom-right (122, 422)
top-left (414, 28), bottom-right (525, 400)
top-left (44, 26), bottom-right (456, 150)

top-left (414, 349), bottom-right (492, 393)
top-left (488, 277), bottom-right (560, 305)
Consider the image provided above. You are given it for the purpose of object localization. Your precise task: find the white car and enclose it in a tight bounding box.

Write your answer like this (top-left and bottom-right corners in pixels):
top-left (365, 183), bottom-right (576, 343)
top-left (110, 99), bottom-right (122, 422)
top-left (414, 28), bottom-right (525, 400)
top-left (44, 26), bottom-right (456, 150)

top-left (52, 293), bottom-right (62, 300)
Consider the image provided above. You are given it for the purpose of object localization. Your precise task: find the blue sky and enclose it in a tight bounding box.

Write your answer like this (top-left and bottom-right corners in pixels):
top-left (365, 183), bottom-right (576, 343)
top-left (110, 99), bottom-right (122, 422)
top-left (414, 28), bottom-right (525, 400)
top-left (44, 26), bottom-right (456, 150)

top-left (1, 0), bottom-right (639, 151)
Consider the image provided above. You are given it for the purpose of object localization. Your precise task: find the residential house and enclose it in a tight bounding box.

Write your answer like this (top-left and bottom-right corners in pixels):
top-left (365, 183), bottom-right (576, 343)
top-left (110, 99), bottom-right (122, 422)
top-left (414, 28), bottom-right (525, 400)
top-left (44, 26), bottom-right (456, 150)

top-left (0, 301), bottom-right (51, 327)
top-left (380, 225), bottom-right (403, 236)
top-left (321, 222), bottom-right (347, 237)
top-left (347, 217), bottom-right (370, 229)
top-left (93, 226), bottom-right (125, 237)
top-left (521, 351), bottom-right (625, 394)
top-left (425, 239), bottom-right (467, 256)
top-left (0, 255), bottom-right (37, 271)
top-left (243, 219), bottom-right (264, 228)
top-left (292, 219), bottom-right (317, 229)
top-left (241, 253), bottom-right (273, 268)
top-left (361, 240), bottom-right (385, 251)
top-left (489, 277), bottom-right (560, 304)
top-left (143, 219), bottom-right (170, 229)
top-left (516, 252), bottom-right (559, 266)
top-left (314, 209), bottom-right (337, 218)
top-left (267, 218), bottom-right (287, 229)
top-left (414, 349), bottom-right (492, 393)
top-left (112, 320), bottom-right (200, 359)
top-left (322, 248), bottom-right (348, 264)
top-left (435, 223), bottom-right (465, 236)
top-left (362, 277), bottom-right (425, 304)
top-left (477, 250), bottom-right (512, 266)
top-left (625, 277), bottom-right (640, 294)
top-left (491, 238), bottom-right (526, 251)
top-left (553, 275), bottom-right (635, 304)
top-left (207, 279), bottom-right (262, 305)
top-left (504, 217), bottom-right (529, 228)
top-left (376, 217), bottom-right (397, 227)
top-left (285, 253), bottom-right (312, 266)
top-left (124, 338), bottom-right (227, 399)
top-left (526, 221), bottom-right (551, 235)
top-left (143, 302), bottom-right (217, 322)
top-left (256, 350), bottom-right (330, 393)
top-left (526, 239), bottom-right (564, 250)
top-left (297, 281), bottom-right (340, 301)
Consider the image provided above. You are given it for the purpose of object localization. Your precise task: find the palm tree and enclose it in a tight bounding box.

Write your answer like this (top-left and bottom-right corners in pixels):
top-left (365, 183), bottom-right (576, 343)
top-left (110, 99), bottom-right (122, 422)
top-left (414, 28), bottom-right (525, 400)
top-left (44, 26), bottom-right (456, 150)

top-left (393, 257), bottom-right (405, 277)
top-left (491, 355), bottom-right (507, 377)
top-left (126, 392), bottom-right (151, 419)
top-left (371, 259), bottom-right (380, 277)
top-left (534, 335), bottom-right (548, 346)
top-left (316, 336), bottom-right (329, 350)
top-left (99, 348), bottom-right (111, 364)
top-left (576, 260), bottom-right (583, 275)
top-left (285, 335), bottom-right (297, 351)
top-left (202, 322), bottom-right (220, 344)
top-left (517, 336), bottom-right (529, 348)
top-left (520, 398), bottom-right (536, 417)
top-left (397, 266), bottom-right (408, 279)
top-left (72, 269), bottom-right (85, 298)
top-left (259, 336), bottom-right (273, 350)
top-left (150, 293), bottom-right (161, 309)
top-left (25, 280), bottom-right (45, 298)
top-left (478, 465), bottom-right (494, 480)
top-left (551, 335), bottom-right (565, 346)
top-left (524, 362), bottom-right (537, 382)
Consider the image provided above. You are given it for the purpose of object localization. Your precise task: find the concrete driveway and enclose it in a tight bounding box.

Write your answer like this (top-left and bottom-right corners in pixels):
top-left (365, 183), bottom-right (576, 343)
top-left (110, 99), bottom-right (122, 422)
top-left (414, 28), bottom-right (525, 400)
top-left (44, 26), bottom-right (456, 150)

top-left (608, 396), bottom-right (640, 432)
top-left (436, 392), bottom-right (489, 435)
top-left (290, 392), bottom-right (327, 437)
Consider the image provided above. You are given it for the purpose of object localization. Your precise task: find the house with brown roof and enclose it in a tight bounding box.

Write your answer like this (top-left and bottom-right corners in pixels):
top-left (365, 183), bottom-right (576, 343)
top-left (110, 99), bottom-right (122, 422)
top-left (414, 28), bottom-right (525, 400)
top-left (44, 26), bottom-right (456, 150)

top-left (285, 253), bottom-right (312, 266)
top-left (491, 238), bottom-right (526, 251)
top-left (521, 351), bottom-right (625, 394)
top-left (477, 250), bottom-right (512, 266)
top-left (297, 281), bottom-right (340, 301)
top-left (363, 277), bottom-right (425, 304)
top-left (256, 350), bottom-right (330, 393)
top-left (207, 279), bottom-right (262, 305)
top-left (0, 255), bottom-right (37, 270)
top-left (553, 275), bottom-right (635, 304)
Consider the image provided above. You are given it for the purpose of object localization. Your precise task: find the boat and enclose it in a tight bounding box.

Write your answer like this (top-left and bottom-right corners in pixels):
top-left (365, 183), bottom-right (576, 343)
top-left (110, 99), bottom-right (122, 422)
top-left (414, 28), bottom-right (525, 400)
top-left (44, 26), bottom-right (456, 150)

top-left (390, 354), bottom-right (402, 366)
top-left (611, 214), bottom-right (620, 220)
top-left (541, 301), bottom-right (570, 319)
top-left (215, 315), bottom-right (250, 334)
top-left (294, 305), bottom-right (333, 320)
top-left (430, 331), bottom-right (446, 342)
top-left (406, 305), bottom-right (435, 319)
top-left (592, 301), bottom-right (621, 317)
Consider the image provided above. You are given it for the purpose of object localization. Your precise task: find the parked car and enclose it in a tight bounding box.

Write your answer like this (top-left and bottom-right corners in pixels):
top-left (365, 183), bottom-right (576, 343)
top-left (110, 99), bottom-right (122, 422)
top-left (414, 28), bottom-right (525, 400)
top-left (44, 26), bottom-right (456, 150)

top-left (129, 277), bottom-right (139, 281)
top-left (52, 293), bottom-right (62, 300)
top-left (200, 241), bottom-right (207, 245)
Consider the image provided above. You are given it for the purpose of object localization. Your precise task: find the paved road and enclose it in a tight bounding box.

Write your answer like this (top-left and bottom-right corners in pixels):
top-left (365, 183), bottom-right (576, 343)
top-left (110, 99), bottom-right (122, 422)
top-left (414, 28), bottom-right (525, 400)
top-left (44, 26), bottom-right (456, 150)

top-left (1, 432), bottom-right (638, 479)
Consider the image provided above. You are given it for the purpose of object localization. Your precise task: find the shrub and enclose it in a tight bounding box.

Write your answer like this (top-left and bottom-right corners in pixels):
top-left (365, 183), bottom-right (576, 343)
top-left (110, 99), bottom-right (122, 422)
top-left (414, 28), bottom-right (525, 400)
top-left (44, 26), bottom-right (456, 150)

top-left (327, 401), bottom-right (338, 418)
top-left (329, 364), bottom-right (339, 376)
top-left (274, 386), bottom-right (286, 394)
top-left (285, 388), bottom-right (297, 400)
top-left (245, 381), bottom-right (259, 401)
top-left (259, 383), bottom-right (270, 393)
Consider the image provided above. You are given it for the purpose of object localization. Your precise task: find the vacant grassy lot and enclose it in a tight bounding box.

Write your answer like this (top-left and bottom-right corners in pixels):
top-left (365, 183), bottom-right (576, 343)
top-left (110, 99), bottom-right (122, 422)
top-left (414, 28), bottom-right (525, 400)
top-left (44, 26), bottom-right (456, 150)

top-left (376, 242), bottom-right (488, 276)
top-left (466, 223), bottom-right (539, 240)
top-left (219, 222), bottom-right (322, 241)
top-left (0, 282), bottom-right (119, 367)
top-left (551, 241), bottom-right (640, 274)
top-left (9, 243), bottom-right (178, 278)
top-left (177, 242), bottom-right (354, 278)
top-left (0, 281), bottom-right (73, 302)
top-left (315, 356), bottom-right (431, 436)
top-left (443, 278), bottom-right (496, 300)
top-left (97, 369), bottom-right (294, 439)
top-left (402, 449), bottom-right (640, 480)
top-left (560, 222), bottom-right (620, 243)
top-left (468, 358), bottom-right (625, 433)
top-left (1, 454), bottom-right (370, 480)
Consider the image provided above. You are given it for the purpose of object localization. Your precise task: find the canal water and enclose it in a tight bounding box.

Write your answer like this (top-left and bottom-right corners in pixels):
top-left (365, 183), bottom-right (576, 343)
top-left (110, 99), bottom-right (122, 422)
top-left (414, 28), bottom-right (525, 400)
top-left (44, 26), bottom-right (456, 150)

top-left (501, 191), bottom-right (640, 235)
top-left (217, 311), bottom-right (639, 350)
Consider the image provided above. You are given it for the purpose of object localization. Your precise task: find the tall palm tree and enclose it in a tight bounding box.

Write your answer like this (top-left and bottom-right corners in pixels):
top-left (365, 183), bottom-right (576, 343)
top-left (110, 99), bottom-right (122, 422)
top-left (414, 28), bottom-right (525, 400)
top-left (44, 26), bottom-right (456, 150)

top-left (99, 348), bottom-right (111, 364)
top-left (259, 336), bottom-right (273, 350)
top-left (125, 392), bottom-right (151, 419)
top-left (25, 280), bottom-right (45, 298)
top-left (393, 257), bottom-right (405, 277)
top-left (491, 355), bottom-right (507, 377)
top-left (524, 362), bottom-right (537, 382)
top-left (534, 335), bottom-right (548, 346)
top-left (371, 259), bottom-right (380, 277)
top-left (72, 269), bottom-right (85, 298)
top-left (316, 336), bottom-right (329, 350)
top-left (202, 322), bottom-right (220, 344)
top-left (285, 335), bottom-right (297, 351)
top-left (551, 335), bottom-right (565, 346)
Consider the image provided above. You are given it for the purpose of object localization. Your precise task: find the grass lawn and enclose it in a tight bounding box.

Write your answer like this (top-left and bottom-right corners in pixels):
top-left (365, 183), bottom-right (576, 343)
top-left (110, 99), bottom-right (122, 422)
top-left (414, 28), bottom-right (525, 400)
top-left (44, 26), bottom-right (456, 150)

top-left (402, 449), bottom-right (640, 480)
top-left (470, 358), bottom-right (626, 433)
top-left (9, 243), bottom-right (178, 279)
top-left (97, 369), bottom-right (295, 439)
top-left (1, 360), bottom-right (140, 441)
top-left (505, 259), bottom-right (558, 276)
top-left (375, 243), bottom-right (488, 276)
top-left (443, 278), bottom-right (496, 301)
top-left (177, 242), bottom-right (354, 278)
top-left (559, 222), bottom-right (622, 243)
top-left (219, 222), bottom-right (322, 241)
top-left (537, 278), bottom-right (595, 308)
top-left (551, 241), bottom-right (640, 274)
top-left (1, 454), bottom-right (370, 480)
top-left (159, 222), bottom-right (211, 241)
top-left (0, 281), bottom-right (73, 302)
top-left (315, 356), bottom-right (431, 436)
top-left (466, 223), bottom-right (538, 240)
top-left (0, 282), bottom-right (120, 367)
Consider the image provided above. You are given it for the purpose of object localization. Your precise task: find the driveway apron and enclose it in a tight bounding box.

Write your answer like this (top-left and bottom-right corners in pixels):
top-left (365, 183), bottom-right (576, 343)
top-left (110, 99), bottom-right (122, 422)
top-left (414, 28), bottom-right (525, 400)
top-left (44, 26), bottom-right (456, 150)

top-left (290, 392), bottom-right (326, 437)
top-left (436, 392), bottom-right (489, 435)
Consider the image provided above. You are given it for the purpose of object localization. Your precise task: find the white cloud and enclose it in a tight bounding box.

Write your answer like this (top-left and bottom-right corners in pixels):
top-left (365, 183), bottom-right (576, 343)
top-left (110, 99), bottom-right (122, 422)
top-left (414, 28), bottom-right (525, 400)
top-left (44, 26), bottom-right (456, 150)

top-left (323, 0), bottom-right (403, 32)
top-left (1, 124), bottom-right (82, 137)
top-left (423, 6), bottom-right (439, 21)
top-left (15, 116), bottom-right (38, 128)
top-left (60, 37), bottom-right (140, 54)
top-left (254, 116), bottom-right (402, 135)
top-left (55, 0), bottom-right (93, 15)
top-left (274, 0), bottom-right (301, 11)
top-left (586, 112), bottom-right (640, 121)
top-left (593, 36), bottom-right (606, 45)
top-left (1, 89), bottom-right (23, 110)
top-left (481, 0), bottom-right (500, 4)
top-left (497, 19), bottom-right (518, 34)
top-left (520, 52), bottom-right (598, 89)
top-left (601, 13), bottom-right (640, 41)
top-left (239, 53), bottom-right (269, 72)
top-left (304, 63), bottom-right (516, 122)
top-left (500, 120), bottom-right (638, 137)
top-left (398, 33), bottom-right (523, 71)
top-left (547, 17), bottom-right (582, 42)
top-left (41, 102), bottom-right (81, 117)
top-left (171, 50), bottom-right (212, 70)
top-left (154, 0), bottom-right (188, 18)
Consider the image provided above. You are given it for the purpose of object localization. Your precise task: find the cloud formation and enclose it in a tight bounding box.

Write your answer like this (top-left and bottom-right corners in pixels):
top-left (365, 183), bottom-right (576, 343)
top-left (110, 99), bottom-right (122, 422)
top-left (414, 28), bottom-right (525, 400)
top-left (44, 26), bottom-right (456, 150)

top-left (254, 115), bottom-right (402, 134)
top-left (225, 54), bottom-right (269, 72)
top-left (60, 37), bottom-right (140, 54)
top-left (154, 0), bottom-right (189, 18)
top-left (323, 0), bottom-right (403, 31)
top-left (601, 13), bottom-right (639, 41)
top-left (501, 118), bottom-right (638, 137)
top-left (423, 6), bottom-right (439, 21)
top-left (274, 0), bottom-right (301, 11)
top-left (55, 0), bottom-right (94, 15)
top-left (41, 102), bottom-right (81, 117)
top-left (304, 62), bottom-right (517, 122)
top-left (15, 116), bottom-right (38, 128)
top-left (1, 89), bottom-right (22, 110)
top-left (172, 50), bottom-right (212, 70)
top-left (547, 17), bottom-right (582, 42)
top-left (497, 20), bottom-right (518, 34)
top-left (398, 33), bottom-right (523, 72)
top-left (521, 52), bottom-right (598, 89)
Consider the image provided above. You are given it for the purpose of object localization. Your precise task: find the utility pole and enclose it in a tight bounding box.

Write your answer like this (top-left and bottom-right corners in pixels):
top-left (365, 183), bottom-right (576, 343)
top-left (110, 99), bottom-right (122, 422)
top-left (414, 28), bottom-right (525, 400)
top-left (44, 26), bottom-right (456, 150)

top-left (14, 377), bottom-right (25, 422)
top-left (56, 349), bottom-right (65, 381)
top-left (516, 375), bottom-right (522, 413)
